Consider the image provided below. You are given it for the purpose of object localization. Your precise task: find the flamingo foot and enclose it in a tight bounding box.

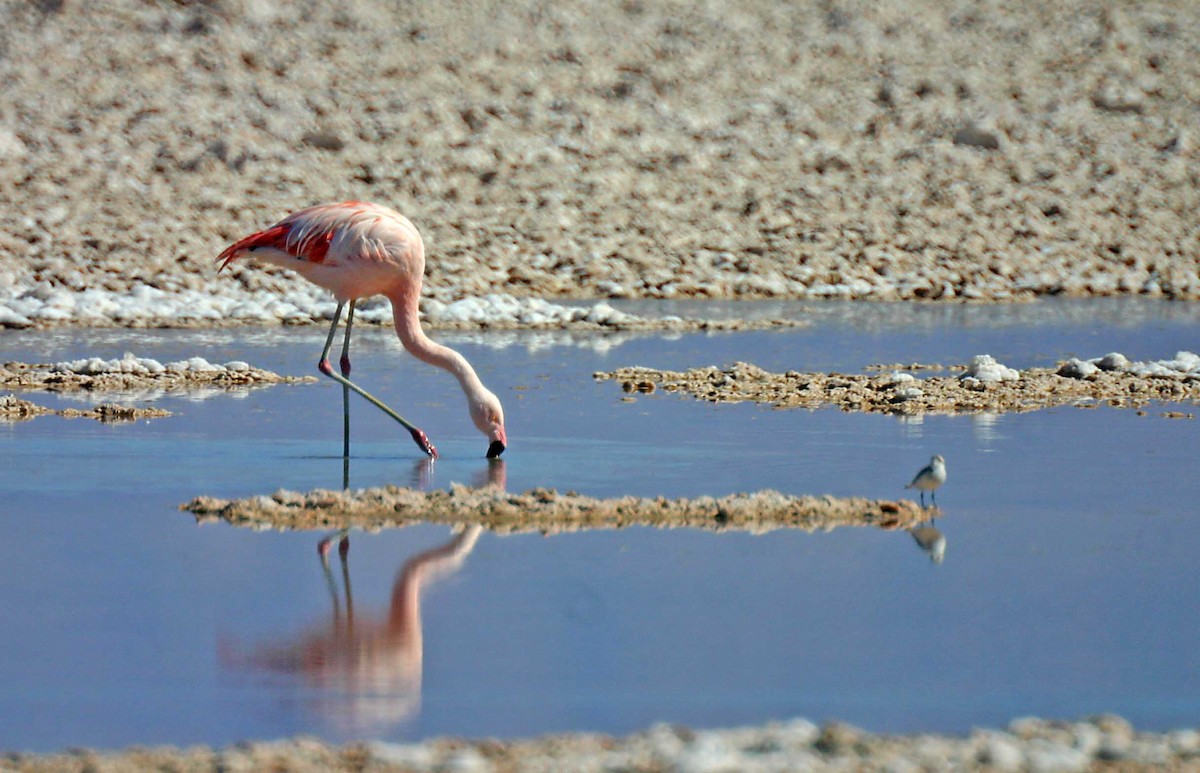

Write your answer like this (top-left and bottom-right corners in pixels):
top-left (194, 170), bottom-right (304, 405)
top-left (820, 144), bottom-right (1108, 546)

top-left (411, 428), bottom-right (438, 459)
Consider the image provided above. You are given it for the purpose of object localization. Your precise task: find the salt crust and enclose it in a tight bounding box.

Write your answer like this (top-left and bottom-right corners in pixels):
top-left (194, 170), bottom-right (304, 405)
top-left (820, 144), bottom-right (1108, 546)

top-left (0, 285), bottom-right (800, 331)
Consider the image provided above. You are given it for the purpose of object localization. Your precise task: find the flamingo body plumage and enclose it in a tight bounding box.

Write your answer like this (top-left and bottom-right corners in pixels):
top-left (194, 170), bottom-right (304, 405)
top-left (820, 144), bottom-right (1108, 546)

top-left (218, 202), bottom-right (506, 459)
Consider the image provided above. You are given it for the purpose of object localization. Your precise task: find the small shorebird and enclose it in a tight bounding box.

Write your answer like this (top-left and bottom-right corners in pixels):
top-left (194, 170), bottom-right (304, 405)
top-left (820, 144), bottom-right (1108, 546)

top-left (906, 454), bottom-right (947, 507)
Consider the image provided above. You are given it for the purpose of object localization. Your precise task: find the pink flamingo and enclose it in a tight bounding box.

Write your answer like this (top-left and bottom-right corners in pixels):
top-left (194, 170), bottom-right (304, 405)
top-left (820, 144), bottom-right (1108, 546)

top-left (217, 202), bottom-right (506, 460)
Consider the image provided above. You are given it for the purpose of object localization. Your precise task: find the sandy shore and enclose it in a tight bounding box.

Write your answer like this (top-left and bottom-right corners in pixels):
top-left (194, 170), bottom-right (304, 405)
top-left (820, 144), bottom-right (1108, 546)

top-left (1, 0), bottom-right (1199, 331)
top-left (6, 716), bottom-right (1199, 772)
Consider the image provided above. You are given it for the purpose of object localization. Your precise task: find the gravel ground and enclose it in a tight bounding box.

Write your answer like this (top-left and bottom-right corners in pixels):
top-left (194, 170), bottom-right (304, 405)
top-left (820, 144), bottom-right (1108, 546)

top-left (1, 0), bottom-right (1199, 331)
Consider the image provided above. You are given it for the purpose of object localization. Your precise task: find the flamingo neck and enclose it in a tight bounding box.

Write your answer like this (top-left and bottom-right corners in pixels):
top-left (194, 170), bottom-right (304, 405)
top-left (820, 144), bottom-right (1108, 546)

top-left (387, 289), bottom-right (485, 398)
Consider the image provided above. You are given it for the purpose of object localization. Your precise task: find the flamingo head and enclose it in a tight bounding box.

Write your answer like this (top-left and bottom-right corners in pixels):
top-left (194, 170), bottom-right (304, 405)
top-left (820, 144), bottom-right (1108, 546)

top-left (470, 388), bottom-right (506, 458)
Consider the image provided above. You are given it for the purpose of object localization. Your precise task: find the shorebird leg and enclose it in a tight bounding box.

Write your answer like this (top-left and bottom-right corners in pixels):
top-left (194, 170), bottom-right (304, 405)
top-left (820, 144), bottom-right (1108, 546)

top-left (318, 301), bottom-right (439, 459)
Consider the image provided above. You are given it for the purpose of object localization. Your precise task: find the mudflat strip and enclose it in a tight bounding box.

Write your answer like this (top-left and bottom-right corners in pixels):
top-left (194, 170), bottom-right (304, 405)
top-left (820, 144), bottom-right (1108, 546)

top-left (0, 394), bottom-right (171, 422)
top-left (596, 352), bottom-right (1200, 415)
top-left (182, 485), bottom-right (929, 535)
top-left (0, 355), bottom-right (315, 393)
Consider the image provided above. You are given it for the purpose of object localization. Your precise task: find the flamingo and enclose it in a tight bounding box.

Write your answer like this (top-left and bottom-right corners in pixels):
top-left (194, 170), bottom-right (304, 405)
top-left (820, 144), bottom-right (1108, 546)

top-left (217, 201), bottom-right (506, 460)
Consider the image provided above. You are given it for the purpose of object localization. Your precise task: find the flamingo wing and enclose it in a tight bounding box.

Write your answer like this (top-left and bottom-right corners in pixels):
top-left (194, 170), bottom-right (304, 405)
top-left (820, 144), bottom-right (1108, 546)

top-left (216, 202), bottom-right (411, 272)
top-left (216, 220), bottom-right (336, 271)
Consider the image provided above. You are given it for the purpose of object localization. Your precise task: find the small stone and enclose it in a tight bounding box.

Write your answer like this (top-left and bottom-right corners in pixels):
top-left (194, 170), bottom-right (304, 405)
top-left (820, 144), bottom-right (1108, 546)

top-left (953, 124), bottom-right (1001, 150)
top-left (301, 130), bottom-right (345, 150)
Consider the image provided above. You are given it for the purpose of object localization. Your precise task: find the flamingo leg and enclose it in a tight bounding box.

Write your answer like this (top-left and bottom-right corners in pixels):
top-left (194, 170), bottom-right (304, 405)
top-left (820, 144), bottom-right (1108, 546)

top-left (340, 300), bottom-right (355, 465)
top-left (318, 302), bottom-right (438, 458)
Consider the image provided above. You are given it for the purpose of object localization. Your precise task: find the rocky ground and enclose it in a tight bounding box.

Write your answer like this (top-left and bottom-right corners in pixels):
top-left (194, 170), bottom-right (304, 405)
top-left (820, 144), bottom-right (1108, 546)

top-left (1, 0), bottom-right (1199, 331)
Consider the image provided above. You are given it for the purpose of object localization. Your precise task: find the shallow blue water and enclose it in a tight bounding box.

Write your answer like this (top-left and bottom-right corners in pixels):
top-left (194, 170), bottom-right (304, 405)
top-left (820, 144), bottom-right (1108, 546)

top-left (0, 299), bottom-right (1197, 751)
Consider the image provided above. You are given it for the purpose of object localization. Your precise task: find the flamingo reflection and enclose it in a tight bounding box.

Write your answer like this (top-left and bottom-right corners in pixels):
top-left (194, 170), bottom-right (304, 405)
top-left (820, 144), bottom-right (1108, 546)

top-left (325, 456), bottom-right (505, 558)
top-left (226, 460), bottom-right (504, 734)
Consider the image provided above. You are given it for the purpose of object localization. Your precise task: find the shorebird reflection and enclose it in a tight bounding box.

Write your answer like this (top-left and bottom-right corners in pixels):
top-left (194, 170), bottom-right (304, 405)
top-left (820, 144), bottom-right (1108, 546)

top-left (908, 519), bottom-right (946, 564)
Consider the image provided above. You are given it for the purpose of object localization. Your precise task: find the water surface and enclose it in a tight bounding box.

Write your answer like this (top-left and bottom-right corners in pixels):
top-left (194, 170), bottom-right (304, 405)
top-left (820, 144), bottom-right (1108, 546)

top-left (0, 299), bottom-right (1197, 751)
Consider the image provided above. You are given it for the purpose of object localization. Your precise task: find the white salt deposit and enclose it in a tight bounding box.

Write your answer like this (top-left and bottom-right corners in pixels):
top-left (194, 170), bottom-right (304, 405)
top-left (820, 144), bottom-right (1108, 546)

top-left (51, 352), bottom-right (249, 376)
top-left (53, 353), bottom-right (167, 375)
top-left (422, 293), bottom-right (594, 327)
top-left (1094, 352), bottom-right (1132, 372)
top-left (1057, 358), bottom-right (1099, 380)
top-left (960, 355), bottom-right (1020, 383)
top-left (1057, 351), bottom-right (1200, 380)
top-left (0, 280), bottom-right (659, 330)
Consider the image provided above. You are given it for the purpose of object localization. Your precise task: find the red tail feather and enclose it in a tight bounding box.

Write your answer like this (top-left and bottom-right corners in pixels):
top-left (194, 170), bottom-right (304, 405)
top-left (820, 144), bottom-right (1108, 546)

top-left (215, 224), bottom-right (293, 271)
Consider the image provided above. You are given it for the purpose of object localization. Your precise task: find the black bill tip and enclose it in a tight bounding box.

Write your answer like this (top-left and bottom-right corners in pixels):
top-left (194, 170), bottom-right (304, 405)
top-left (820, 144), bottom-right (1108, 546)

top-left (486, 440), bottom-right (506, 458)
